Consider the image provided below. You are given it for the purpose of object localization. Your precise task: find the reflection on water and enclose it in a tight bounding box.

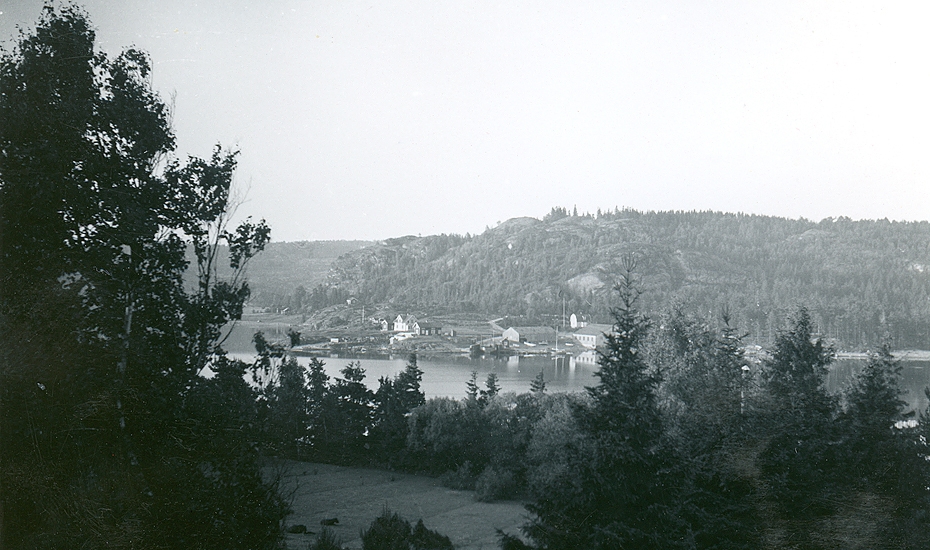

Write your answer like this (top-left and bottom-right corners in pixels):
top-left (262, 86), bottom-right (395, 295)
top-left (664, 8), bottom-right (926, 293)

top-left (827, 359), bottom-right (930, 413)
top-left (228, 350), bottom-right (930, 410)
top-left (229, 352), bottom-right (600, 399)
top-left (317, 354), bottom-right (601, 400)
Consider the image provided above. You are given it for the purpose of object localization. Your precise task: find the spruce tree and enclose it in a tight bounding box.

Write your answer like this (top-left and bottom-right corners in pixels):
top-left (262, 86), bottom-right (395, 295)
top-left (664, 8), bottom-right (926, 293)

top-left (372, 354), bottom-right (425, 459)
top-left (525, 257), bottom-right (684, 549)
top-left (465, 370), bottom-right (480, 404)
top-left (530, 370), bottom-right (547, 394)
top-left (480, 372), bottom-right (501, 404)
top-left (332, 362), bottom-right (374, 461)
top-left (758, 307), bottom-right (841, 534)
top-left (306, 358), bottom-right (334, 453)
top-left (843, 341), bottom-right (909, 489)
top-left (838, 342), bottom-right (930, 547)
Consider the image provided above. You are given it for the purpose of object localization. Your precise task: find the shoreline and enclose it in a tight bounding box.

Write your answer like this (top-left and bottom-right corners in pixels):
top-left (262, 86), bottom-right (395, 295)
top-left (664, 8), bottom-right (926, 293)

top-left (836, 349), bottom-right (930, 361)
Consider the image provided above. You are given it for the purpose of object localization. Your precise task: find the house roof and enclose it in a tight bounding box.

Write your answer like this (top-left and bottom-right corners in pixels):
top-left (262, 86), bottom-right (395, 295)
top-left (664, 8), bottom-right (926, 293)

top-left (416, 320), bottom-right (442, 328)
top-left (573, 323), bottom-right (614, 336)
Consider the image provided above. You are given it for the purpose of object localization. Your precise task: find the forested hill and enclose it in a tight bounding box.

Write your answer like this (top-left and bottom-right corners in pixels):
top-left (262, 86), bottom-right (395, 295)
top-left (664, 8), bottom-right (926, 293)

top-left (207, 240), bottom-right (371, 305)
top-left (283, 209), bottom-right (930, 349)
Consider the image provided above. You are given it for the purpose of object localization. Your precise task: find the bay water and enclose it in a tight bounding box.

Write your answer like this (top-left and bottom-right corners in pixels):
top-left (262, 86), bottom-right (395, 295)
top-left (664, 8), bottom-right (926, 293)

top-left (229, 350), bottom-right (930, 412)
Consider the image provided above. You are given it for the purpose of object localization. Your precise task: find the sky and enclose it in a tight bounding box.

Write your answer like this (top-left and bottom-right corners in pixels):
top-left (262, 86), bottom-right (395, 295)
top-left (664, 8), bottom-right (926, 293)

top-left (2, 1), bottom-right (929, 241)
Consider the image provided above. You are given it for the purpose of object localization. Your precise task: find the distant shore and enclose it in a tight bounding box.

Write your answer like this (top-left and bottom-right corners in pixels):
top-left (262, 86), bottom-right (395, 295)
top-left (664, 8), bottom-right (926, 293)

top-left (836, 349), bottom-right (930, 361)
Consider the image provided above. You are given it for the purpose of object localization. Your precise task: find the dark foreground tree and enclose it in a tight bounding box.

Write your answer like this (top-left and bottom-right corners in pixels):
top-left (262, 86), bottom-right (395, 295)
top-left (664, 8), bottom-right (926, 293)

top-left (524, 258), bottom-right (686, 549)
top-left (655, 308), bottom-right (762, 549)
top-left (331, 362), bottom-right (375, 461)
top-left (0, 6), bottom-right (284, 548)
top-left (372, 354), bottom-right (425, 461)
top-left (836, 342), bottom-right (930, 548)
top-left (756, 308), bottom-right (841, 545)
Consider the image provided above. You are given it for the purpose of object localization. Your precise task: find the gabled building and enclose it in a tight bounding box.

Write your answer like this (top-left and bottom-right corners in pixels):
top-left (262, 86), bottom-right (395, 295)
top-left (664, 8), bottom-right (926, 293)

top-left (572, 323), bottom-right (614, 349)
top-left (393, 314), bottom-right (418, 332)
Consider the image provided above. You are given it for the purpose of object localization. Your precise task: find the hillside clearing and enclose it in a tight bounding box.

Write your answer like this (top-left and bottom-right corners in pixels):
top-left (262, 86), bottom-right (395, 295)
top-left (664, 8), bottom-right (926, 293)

top-left (272, 460), bottom-right (527, 549)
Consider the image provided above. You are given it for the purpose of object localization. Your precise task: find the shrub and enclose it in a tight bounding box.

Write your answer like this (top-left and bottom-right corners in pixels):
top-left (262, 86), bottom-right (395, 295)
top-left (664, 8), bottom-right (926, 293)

top-left (310, 527), bottom-right (343, 550)
top-left (475, 465), bottom-right (518, 502)
top-left (439, 461), bottom-right (476, 490)
top-left (360, 510), bottom-right (453, 550)
top-left (411, 519), bottom-right (454, 550)
top-left (361, 510), bottom-right (411, 550)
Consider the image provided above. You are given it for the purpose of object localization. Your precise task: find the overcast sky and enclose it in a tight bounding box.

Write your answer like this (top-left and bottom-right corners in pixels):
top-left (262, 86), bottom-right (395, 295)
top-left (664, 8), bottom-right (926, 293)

top-left (3, 1), bottom-right (929, 241)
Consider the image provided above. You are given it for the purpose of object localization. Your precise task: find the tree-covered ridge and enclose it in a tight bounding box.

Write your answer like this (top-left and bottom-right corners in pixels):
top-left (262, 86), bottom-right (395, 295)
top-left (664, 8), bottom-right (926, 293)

top-left (193, 239), bottom-right (372, 307)
top-left (305, 209), bottom-right (930, 349)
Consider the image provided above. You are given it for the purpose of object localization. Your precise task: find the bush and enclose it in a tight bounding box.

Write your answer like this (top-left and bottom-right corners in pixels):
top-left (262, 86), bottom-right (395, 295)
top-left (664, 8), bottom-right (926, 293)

top-left (361, 510), bottom-right (411, 550)
top-left (411, 519), bottom-right (454, 550)
top-left (439, 461), bottom-right (476, 490)
top-left (360, 510), bottom-right (453, 550)
top-left (475, 466), bottom-right (518, 502)
top-left (310, 527), bottom-right (343, 550)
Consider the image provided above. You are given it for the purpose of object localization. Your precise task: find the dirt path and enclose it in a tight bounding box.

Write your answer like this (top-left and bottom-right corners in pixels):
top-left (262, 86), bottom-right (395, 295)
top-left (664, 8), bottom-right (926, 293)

top-left (273, 460), bottom-right (528, 549)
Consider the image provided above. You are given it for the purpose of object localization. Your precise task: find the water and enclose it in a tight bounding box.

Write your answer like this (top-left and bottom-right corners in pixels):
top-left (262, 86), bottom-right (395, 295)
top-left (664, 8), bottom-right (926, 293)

top-left (229, 352), bottom-right (601, 400)
top-left (828, 358), bottom-right (930, 413)
top-left (227, 344), bottom-right (930, 410)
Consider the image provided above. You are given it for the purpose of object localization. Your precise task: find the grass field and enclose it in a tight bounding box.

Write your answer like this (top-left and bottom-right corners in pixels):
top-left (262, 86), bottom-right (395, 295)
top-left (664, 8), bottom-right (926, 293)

top-left (273, 460), bottom-right (527, 549)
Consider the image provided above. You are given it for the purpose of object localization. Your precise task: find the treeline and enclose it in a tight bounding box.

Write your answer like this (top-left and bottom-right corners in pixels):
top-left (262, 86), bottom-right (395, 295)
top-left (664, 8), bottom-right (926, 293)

top-left (297, 207), bottom-right (930, 349)
top-left (260, 264), bottom-right (930, 549)
top-left (193, 240), bottom-right (372, 309)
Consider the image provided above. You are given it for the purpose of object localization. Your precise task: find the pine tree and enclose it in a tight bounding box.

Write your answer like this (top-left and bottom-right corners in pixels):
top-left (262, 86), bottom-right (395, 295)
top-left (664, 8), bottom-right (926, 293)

top-left (332, 361), bottom-right (374, 461)
top-left (373, 354), bottom-right (425, 459)
top-left (466, 370), bottom-right (480, 404)
top-left (525, 257), bottom-right (685, 549)
top-left (480, 372), bottom-right (501, 404)
top-left (837, 341), bottom-right (930, 546)
top-left (306, 357), bottom-right (334, 453)
top-left (758, 307), bottom-right (841, 528)
top-left (529, 370), bottom-right (547, 394)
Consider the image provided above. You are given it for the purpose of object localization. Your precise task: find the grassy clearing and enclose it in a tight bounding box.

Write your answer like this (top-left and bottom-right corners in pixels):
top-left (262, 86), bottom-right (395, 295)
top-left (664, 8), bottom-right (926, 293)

top-left (272, 460), bottom-right (527, 550)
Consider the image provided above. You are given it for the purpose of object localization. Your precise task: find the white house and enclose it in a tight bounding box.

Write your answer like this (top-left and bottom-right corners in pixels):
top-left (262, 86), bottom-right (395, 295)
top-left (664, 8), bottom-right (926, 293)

top-left (572, 323), bottom-right (614, 349)
top-left (393, 314), bottom-right (417, 332)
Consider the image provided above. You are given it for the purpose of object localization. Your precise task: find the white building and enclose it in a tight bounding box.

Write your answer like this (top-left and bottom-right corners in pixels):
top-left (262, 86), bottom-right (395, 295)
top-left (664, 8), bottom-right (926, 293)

top-left (393, 314), bottom-right (417, 332)
top-left (572, 323), bottom-right (614, 349)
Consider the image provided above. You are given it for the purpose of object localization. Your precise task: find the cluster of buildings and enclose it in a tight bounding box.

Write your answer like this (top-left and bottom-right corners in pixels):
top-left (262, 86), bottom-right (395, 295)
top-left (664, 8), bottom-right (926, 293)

top-left (500, 323), bottom-right (614, 349)
top-left (380, 311), bottom-right (615, 351)
top-left (380, 314), bottom-right (443, 337)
